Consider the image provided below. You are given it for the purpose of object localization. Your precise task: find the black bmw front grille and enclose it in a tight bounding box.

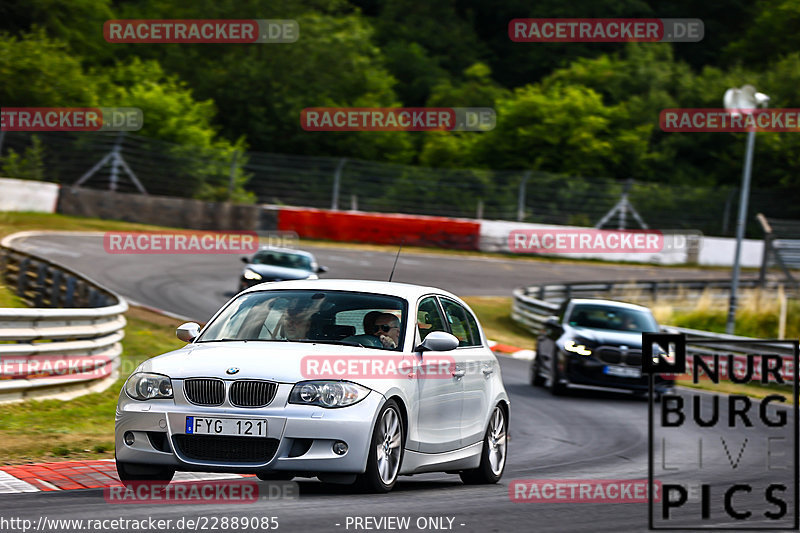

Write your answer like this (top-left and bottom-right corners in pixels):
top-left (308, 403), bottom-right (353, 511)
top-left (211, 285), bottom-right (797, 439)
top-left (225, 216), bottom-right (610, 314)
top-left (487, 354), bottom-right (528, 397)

top-left (173, 435), bottom-right (280, 462)
top-left (229, 380), bottom-right (278, 408)
top-left (597, 348), bottom-right (621, 364)
top-left (184, 378), bottom-right (225, 406)
top-left (596, 346), bottom-right (642, 365)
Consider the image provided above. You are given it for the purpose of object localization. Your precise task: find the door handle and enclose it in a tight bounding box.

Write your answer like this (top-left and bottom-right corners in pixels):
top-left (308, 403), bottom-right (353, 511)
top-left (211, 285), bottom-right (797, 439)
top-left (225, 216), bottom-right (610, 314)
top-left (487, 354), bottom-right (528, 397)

top-left (482, 364), bottom-right (494, 376)
top-left (452, 368), bottom-right (466, 378)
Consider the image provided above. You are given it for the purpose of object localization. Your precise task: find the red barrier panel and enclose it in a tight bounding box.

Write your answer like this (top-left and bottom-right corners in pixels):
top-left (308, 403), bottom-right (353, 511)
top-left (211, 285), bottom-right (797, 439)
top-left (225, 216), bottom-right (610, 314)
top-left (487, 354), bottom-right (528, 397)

top-left (277, 208), bottom-right (480, 250)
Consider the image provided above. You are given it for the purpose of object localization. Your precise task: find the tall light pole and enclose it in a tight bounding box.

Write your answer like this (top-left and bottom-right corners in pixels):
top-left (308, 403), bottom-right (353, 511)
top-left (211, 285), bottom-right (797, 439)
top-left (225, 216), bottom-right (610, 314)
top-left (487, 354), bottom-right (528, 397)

top-left (723, 85), bottom-right (770, 335)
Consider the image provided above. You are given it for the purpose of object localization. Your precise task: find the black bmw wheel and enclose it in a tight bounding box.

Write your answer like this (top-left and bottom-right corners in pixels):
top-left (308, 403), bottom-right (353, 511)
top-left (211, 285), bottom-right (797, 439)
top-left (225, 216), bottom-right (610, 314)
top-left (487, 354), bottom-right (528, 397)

top-left (548, 354), bottom-right (567, 396)
top-left (530, 356), bottom-right (545, 387)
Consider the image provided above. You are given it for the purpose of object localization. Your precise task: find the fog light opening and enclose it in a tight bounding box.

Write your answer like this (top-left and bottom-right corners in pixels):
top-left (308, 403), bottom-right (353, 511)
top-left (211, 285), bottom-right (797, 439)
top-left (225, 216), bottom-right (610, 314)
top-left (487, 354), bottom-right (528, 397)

top-left (124, 431), bottom-right (135, 446)
top-left (333, 441), bottom-right (348, 455)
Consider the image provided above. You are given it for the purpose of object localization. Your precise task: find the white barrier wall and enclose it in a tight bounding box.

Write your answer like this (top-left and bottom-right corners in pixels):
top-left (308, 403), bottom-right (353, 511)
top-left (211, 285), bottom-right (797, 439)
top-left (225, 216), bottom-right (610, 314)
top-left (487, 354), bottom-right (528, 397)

top-left (479, 219), bottom-right (763, 267)
top-left (697, 236), bottom-right (763, 268)
top-left (0, 177), bottom-right (59, 213)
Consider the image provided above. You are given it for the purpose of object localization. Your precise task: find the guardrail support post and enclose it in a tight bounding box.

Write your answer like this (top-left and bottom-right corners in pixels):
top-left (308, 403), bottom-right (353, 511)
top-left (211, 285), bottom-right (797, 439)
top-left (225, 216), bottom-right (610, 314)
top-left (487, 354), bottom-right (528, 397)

top-left (65, 276), bottom-right (77, 307)
top-left (16, 257), bottom-right (30, 298)
top-left (33, 263), bottom-right (47, 307)
top-left (50, 270), bottom-right (63, 308)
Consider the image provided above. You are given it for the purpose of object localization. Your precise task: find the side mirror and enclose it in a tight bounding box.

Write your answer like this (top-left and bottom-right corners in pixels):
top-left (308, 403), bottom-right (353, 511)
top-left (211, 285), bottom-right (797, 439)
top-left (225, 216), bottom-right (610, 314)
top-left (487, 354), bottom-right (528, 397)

top-left (415, 331), bottom-right (459, 352)
top-left (544, 316), bottom-right (561, 329)
top-left (241, 256), bottom-right (250, 264)
top-left (177, 322), bottom-right (201, 343)
top-left (317, 265), bottom-right (329, 274)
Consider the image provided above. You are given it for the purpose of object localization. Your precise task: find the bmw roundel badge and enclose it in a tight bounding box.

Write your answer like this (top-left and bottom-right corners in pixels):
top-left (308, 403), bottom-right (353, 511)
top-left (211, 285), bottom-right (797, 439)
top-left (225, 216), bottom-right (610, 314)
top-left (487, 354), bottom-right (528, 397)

top-left (226, 367), bottom-right (240, 375)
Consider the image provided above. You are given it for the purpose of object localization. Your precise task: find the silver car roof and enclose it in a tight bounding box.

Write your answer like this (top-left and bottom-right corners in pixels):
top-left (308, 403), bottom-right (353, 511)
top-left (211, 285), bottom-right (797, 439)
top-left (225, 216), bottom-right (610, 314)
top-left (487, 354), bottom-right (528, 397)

top-left (240, 278), bottom-right (461, 302)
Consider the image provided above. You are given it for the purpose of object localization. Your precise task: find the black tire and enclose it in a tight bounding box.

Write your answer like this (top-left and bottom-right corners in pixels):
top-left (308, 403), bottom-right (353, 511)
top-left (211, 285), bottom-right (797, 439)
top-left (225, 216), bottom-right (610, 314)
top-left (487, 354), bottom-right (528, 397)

top-left (460, 405), bottom-right (508, 485)
top-left (116, 458), bottom-right (175, 486)
top-left (355, 399), bottom-right (404, 493)
top-left (549, 354), bottom-right (567, 396)
top-left (530, 357), bottom-right (545, 387)
top-left (633, 391), bottom-right (662, 403)
top-left (256, 472), bottom-right (295, 481)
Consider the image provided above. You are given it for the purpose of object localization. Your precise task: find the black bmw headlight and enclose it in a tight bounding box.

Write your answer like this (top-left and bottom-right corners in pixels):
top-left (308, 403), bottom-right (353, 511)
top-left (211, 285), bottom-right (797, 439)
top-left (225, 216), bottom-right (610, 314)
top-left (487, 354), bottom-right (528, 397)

top-left (562, 339), bottom-right (593, 356)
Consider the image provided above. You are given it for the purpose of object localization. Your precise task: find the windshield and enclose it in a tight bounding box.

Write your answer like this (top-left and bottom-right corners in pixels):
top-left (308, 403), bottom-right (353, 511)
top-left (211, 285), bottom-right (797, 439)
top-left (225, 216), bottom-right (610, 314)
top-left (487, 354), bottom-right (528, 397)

top-left (197, 290), bottom-right (406, 350)
top-left (567, 304), bottom-right (659, 333)
top-left (251, 251), bottom-right (313, 271)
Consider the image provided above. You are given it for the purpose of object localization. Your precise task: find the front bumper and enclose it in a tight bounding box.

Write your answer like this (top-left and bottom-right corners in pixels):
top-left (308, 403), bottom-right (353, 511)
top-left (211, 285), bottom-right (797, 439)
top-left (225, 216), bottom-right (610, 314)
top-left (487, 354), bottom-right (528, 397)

top-left (563, 353), bottom-right (674, 393)
top-left (115, 383), bottom-right (382, 475)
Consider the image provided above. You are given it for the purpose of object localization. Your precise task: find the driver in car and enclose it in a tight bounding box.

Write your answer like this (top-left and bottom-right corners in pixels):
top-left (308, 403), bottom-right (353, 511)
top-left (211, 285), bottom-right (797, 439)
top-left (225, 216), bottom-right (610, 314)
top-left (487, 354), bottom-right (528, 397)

top-left (343, 312), bottom-right (401, 349)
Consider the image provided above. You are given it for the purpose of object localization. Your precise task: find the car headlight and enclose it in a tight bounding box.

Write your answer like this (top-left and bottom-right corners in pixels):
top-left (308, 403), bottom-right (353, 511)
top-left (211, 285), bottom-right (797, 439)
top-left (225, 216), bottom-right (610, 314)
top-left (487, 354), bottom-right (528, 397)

top-left (289, 381), bottom-right (370, 408)
top-left (243, 269), bottom-right (262, 281)
top-left (125, 373), bottom-right (173, 400)
top-left (563, 340), bottom-right (592, 356)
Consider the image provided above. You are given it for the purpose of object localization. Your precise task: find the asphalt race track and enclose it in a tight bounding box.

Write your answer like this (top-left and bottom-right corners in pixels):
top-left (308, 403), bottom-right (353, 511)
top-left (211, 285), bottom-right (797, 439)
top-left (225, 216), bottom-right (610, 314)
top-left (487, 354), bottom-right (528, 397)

top-left (9, 233), bottom-right (729, 322)
top-left (2, 233), bottom-right (787, 533)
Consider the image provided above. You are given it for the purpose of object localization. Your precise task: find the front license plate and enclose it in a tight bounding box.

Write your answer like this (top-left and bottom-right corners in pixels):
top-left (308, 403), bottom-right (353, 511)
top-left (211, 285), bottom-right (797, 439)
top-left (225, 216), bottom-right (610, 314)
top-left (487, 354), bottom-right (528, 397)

top-left (185, 416), bottom-right (267, 437)
top-left (604, 365), bottom-right (642, 378)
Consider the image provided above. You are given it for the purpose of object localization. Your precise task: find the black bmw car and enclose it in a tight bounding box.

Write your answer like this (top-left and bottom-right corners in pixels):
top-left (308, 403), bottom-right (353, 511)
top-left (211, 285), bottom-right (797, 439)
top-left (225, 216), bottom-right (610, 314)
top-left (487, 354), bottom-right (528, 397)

top-left (238, 247), bottom-right (328, 291)
top-left (531, 298), bottom-right (674, 398)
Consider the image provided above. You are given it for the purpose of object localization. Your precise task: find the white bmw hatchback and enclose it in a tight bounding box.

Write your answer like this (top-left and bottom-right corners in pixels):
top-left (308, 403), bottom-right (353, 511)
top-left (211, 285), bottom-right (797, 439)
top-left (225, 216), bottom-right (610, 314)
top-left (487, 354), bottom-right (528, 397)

top-left (115, 280), bottom-right (509, 492)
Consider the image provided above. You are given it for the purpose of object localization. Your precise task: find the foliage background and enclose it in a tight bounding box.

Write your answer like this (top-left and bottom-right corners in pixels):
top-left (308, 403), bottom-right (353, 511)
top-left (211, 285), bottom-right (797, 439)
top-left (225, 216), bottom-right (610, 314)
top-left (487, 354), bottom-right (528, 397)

top-left (1, 0), bottom-right (799, 215)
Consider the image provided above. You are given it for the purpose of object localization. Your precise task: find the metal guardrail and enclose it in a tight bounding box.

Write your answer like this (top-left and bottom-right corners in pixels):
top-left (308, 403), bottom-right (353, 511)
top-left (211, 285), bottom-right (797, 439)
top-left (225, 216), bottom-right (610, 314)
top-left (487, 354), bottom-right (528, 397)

top-left (0, 233), bottom-right (128, 403)
top-left (512, 279), bottom-right (796, 358)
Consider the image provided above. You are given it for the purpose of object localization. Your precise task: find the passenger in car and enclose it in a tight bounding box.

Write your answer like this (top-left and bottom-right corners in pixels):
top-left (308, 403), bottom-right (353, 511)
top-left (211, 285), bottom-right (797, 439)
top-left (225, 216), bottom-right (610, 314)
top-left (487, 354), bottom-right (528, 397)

top-left (281, 303), bottom-right (313, 340)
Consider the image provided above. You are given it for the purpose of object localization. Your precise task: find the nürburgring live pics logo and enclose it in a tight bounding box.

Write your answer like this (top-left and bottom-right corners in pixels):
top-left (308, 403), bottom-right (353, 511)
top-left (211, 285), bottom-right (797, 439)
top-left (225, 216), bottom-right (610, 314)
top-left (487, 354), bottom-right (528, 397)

top-left (644, 333), bottom-right (799, 530)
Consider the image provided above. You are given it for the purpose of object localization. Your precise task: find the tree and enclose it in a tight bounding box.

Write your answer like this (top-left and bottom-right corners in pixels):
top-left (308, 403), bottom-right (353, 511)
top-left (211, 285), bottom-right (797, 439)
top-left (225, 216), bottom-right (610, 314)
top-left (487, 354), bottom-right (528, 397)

top-left (1, 136), bottom-right (46, 181)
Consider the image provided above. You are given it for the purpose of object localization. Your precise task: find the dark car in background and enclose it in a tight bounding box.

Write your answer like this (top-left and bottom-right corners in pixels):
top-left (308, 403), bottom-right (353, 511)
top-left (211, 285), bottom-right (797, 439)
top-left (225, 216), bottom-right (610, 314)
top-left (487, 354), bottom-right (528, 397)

top-left (238, 247), bottom-right (328, 291)
top-left (531, 298), bottom-right (674, 398)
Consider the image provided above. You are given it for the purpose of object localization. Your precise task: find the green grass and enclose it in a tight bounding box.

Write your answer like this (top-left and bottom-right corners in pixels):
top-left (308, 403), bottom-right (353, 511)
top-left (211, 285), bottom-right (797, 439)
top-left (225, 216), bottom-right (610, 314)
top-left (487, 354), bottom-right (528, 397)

top-left (0, 211), bottom-right (170, 238)
top-left (672, 302), bottom-right (800, 339)
top-left (0, 282), bottom-right (25, 308)
top-left (0, 307), bottom-right (184, 464)
top-left (463, 296), bottom-right (537, 350)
